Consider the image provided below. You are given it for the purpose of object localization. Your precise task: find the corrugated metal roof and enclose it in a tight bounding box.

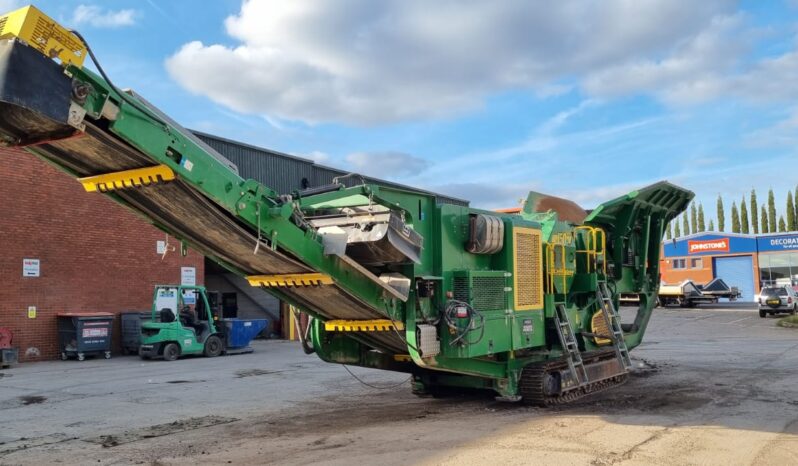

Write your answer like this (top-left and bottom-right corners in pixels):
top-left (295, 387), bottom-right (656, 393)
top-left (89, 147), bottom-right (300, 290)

top-left (191, 130), bottom-right (468, 206)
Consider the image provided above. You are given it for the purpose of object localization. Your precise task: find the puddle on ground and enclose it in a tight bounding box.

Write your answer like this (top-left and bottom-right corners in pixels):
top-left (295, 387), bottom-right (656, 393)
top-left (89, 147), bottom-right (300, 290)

top-left (236, 369), bottom-right (281, 378)
top-left (19, 395), bottom-right (46, 405)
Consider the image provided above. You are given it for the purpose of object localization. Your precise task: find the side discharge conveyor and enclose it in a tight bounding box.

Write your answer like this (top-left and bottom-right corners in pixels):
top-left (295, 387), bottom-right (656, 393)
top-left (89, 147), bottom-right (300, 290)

top-left (0, 5), bottom-right (694, 404)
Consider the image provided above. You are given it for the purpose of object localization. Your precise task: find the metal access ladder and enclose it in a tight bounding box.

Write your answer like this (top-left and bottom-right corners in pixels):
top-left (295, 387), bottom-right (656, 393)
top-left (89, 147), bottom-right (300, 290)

top-left (597, 281), bottom-right (632, 371)
top-left (553, 303), bottom-right (589, 388)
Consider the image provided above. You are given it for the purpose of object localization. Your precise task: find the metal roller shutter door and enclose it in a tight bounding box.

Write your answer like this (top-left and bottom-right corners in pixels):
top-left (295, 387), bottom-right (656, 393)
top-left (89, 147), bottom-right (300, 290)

top-left (713, 255), bottom-right (755, 302)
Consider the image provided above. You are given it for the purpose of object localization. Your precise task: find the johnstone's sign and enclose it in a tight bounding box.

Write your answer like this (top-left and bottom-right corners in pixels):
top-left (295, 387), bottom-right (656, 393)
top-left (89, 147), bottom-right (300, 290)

top-left (758, 234), bottom-right (798, 252)
top-left (688, 238), bottom-right (730, 254)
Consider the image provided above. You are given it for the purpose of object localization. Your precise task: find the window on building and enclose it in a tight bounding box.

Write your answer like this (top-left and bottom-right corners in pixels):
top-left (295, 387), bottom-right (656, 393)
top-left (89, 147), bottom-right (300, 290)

top-left (672, 259), bottom-right (686, 269)
top-left (758, 252), bottom-right (798, 287)
top-left (690, 258), bottom-right (702, 269)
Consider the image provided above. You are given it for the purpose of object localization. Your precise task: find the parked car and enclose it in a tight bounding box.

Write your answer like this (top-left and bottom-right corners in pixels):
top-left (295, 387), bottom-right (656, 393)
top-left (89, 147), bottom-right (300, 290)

top-left (758, 286), bottom-right (798, 317)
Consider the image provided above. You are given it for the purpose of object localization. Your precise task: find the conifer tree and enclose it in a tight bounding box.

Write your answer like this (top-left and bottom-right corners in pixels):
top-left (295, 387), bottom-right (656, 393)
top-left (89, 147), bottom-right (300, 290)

top-left (740, 197), bottom-right (749, 234)
top-left (787, 191), bottom-right (795, 231)
top-left (666, 222), bottom-right (672, 239)
top-left (750, 189), bottom-right (759, 234)
top-left (778, 216), bottom-right (786, 232)
top-left (682, 212), bottom-right (690, 236)
top-left (717, 195), bottom-right (725, 232)
top-left (674, 221), bottom-right (681, 237)
top-left (690, 202), bottom-right (698, 233)
top-left (731, 202), bottom-right (741, 233)
top-left (761, 206), bottom-right (769, 233)
top-left (708, 219), bottom-right (715, 231)
top-left (768, 189), bottom-right (777, 231)
top-left (698, 203), bottom-right (706, 232)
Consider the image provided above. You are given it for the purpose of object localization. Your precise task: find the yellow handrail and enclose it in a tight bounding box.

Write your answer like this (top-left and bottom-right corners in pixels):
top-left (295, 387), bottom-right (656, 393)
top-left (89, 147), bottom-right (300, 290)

top-left (575, 226), bottom-right (607, 275)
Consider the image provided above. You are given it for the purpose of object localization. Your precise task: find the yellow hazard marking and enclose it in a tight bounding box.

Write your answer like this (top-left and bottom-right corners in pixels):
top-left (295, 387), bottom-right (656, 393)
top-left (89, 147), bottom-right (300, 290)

top-left (393, 354), bottom-right (412, 362)
top-left (246, 273), bottom-right (333, 288)
top-left (0, 5), bottom-right (87, 67)
top-left (324, 319), bottom-right (404, 332)
top-left (78, 165), bottom-right (175, 192)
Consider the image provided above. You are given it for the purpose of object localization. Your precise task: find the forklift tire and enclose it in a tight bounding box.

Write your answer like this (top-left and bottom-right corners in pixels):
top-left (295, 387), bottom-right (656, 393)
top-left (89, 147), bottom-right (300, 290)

top-left (204, 335), bottom-right (223, 358)
top-left (163, 343), bottom-right (180, 361)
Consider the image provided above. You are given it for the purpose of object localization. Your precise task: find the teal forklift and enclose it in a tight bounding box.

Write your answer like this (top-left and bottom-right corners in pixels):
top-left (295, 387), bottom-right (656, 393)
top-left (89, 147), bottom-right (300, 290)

top-left (139, 285), bottom-right (267, 361)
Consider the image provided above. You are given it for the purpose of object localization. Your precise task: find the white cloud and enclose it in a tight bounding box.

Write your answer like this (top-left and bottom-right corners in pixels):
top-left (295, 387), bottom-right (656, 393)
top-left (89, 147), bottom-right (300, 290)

top-left (72, 4), bottom-right (137, 28)
top-left (345, 151), bottom-right (428, 179)
top-left (305, 151), bottom-right (330, 164)
top-left (166, 0), bottom-right (737, 125)
top-left (582, 14), bottom-right (746, 104)
top-left (431, 181), bottom-right (535, 210)
top-left (0, 1), bottom-right (20, 13)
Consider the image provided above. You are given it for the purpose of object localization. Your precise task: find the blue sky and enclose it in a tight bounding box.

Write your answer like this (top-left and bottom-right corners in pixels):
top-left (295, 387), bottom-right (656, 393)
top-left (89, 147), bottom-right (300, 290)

top-left (8, 0), bottom-right (798, 221)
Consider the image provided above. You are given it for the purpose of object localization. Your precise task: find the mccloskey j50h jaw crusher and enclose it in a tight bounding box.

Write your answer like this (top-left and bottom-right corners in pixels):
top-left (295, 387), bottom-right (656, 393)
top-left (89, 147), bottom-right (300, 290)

top-left (0, 5), bottom-right (693, 405)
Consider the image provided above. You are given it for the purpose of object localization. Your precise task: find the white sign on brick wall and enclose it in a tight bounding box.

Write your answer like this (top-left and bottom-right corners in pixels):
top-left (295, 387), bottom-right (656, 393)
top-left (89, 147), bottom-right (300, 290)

top-left (181, 266), bottom-right (196, 286)
top-left (23, 258), bottom-right (40, 277)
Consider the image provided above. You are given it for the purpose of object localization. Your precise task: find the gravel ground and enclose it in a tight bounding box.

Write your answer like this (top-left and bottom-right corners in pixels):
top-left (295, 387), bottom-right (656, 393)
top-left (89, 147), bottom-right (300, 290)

top-left (1, 304), bottom-right (797, 465)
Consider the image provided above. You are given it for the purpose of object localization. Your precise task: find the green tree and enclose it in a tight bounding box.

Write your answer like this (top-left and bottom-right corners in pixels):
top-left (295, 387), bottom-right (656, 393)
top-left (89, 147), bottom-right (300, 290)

top-left (768, 189), bottom-right (777, 231)
top-left (674, 221), bottom-right (681, 237)
top-left (717, 195), bottom-right (725, 232)
top-left (698, 203), bottom-right (706, 231)
top-left (708, 219), bottom-right (715, 231)
top-left (761, 206), bottom-right (769, 233)
top-left (750, 189), bottom-right (759, 234)
top-left (740, 196), bottom-right (749, 234)
top-left (682, 212), bottom-right (690, 236)
top-left (787, 191), bottom-right (795, 231)
top-left (731, 202), bottom-right (741, 233)
top-left (690, 202), bottom-right (698, 233)
top-left (665, 221), bottom-right (672, 239)
top-left (779, 215), bottom-right (787, 232)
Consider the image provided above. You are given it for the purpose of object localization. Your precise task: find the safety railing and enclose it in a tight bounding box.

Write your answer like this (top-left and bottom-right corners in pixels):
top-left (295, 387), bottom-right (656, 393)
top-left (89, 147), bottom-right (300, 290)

top-left (546, 232), bottom-right (575, 294)
top-left (575, 226), bottom-right (607, 275)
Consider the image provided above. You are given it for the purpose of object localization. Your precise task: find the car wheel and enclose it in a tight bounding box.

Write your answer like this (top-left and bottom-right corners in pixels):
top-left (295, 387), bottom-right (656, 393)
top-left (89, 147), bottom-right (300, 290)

top-left (759, 309), bottom-right (767, 318)
top-left (163, 343), bottom-right (180, 361)
top-left (204, 335), bottom-right (223, 358)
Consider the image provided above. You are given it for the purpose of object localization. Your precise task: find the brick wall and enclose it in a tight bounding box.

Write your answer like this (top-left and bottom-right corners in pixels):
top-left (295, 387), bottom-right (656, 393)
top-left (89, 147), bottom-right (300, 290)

top-left (660, 256), bottom-right (715, 285)
top-left (0, 148), bottom-right (204, 361)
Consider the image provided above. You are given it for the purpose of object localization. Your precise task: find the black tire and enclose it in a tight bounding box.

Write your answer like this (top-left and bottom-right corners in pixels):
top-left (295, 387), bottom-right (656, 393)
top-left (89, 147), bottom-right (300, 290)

top-left (163, 343), bottom-right (180, 361)
top-left (759, 309), bottom-right (767, 318)
top-left (204, 335), bottom-right (223, 358)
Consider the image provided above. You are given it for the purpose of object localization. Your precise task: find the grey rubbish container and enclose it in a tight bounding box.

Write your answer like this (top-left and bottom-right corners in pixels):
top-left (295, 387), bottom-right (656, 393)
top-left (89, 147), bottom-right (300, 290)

top-left (120, 311), bottom-right (151, 355)
top-left (57, 312), bottom-right (114, 361)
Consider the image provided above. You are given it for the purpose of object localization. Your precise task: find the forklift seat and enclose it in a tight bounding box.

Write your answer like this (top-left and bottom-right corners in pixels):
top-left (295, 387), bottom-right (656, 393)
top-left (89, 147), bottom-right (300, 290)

top-left (160, 308), bottom-right (175, 323)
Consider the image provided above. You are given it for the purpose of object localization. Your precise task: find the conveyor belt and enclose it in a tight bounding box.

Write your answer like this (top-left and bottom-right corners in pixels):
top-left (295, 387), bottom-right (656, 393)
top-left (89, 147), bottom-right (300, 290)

top-left (28, 122), bottom-right (406, 353)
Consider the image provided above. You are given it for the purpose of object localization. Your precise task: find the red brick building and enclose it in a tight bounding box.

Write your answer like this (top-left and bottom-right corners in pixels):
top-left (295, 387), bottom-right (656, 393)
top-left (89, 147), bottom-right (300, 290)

top-left (0, 148), bottom-right (204, 361)
top-left (0, 132), bottom-right (466, 362)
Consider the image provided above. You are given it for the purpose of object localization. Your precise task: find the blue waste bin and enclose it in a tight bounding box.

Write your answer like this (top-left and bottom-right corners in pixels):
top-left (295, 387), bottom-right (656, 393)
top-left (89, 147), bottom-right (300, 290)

top-left (220, 318), bottom-right (268, 354)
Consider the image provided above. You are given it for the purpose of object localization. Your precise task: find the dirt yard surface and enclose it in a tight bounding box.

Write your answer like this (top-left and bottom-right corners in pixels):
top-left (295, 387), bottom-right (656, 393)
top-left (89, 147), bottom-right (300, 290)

top-left (2, 305), bottom-right (798, 465)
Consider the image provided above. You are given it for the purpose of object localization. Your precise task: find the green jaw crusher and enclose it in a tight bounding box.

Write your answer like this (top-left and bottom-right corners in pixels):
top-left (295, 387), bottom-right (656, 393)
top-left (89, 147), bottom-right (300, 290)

top-left (0, 5), bottom-right (692, 404)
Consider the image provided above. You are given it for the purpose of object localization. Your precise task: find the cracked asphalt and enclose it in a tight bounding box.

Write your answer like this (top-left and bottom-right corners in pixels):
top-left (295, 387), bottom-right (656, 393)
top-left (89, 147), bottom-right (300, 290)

top-left (1, 304), bottom-right (797, 465)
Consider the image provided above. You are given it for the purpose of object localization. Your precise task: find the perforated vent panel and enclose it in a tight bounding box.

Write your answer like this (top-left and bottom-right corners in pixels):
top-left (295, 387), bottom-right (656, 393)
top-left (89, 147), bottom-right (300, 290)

top-left (453, 276), bottom-right (469, 302)
top-left (472, 276), bottom-right (506, 311)
top-left (513, 227), bottom-right (543, 310)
